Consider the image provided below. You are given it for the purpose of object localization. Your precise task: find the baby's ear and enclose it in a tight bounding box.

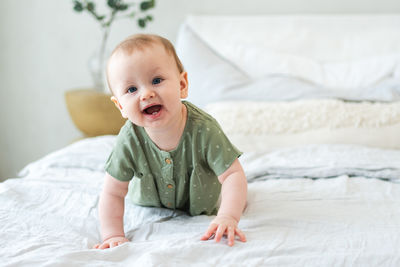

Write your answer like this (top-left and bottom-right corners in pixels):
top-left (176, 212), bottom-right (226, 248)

top-left (179, 71), bottom-right (188, 99)
top-left (110, 96), bottom-right (127, 118)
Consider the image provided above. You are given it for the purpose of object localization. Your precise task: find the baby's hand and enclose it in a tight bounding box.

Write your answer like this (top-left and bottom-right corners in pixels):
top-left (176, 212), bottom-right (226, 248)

top-left (201, 215), bottom-right (246, 246)
top-left (93, 236), bottom-right (130, 249)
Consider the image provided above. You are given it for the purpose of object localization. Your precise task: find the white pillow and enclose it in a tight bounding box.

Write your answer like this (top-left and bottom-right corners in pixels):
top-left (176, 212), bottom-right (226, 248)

top-left (176, 15), bottom-right (400, 107)
top-left (215, 75), bottom-right (400, 103)
top-left (186, 15), bottom-right (400, 89)
top-left (175, 23), bottom-right (249, 108)
top-left (205, 99), bottom-right (400, 152)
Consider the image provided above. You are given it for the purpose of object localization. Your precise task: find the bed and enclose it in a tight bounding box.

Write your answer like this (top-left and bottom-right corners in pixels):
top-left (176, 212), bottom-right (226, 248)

top-left (2, 15), bottom-right (400, 266)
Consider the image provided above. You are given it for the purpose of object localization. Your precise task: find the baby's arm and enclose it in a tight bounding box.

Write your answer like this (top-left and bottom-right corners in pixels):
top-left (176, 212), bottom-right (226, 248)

top-left (93, 172), bottom-right (130, 249)
top-left (201, 158), bottom-right (248, 246)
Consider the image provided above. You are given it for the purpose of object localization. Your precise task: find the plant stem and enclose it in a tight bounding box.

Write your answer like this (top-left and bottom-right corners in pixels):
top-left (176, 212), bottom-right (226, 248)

top-left (98, 9), bottom-right (117, 88)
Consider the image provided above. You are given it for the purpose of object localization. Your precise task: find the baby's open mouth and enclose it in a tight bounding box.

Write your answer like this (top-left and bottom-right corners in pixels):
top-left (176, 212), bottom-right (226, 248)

top-left (143, 104), bottom-right (162, 115)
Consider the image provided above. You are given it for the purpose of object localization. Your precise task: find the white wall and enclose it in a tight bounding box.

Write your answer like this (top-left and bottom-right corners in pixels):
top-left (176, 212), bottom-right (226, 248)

top-left (1, 0), bottom-right (399, 180)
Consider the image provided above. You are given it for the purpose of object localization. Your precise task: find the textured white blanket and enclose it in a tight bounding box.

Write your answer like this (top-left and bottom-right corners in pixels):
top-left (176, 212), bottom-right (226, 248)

top-left (205, 100), bottom-right (400, 151)
top-left (206, 100), bottom-right (400, 135)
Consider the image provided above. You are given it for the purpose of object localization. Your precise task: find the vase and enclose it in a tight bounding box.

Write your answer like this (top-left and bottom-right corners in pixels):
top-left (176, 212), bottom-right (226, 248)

top-left (88, 48), bottom-right (108, 93)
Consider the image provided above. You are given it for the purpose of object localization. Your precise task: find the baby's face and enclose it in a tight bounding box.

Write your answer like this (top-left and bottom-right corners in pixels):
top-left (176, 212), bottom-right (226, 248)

top-left (108, 43), bottom-right (188, 130)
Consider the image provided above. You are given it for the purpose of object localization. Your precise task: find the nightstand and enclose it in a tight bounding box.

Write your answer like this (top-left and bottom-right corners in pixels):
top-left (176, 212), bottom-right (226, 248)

top-left (65, 89), bottom-right (126, 137)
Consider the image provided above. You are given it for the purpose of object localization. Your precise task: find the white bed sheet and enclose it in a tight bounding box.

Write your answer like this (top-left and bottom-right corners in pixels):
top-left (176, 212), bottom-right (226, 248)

top-left (1, 136), bottom-right (400, 266)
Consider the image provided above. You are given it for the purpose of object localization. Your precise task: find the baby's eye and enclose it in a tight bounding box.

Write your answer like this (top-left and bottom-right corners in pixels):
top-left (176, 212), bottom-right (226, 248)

top-left (127, 86), bottom-right (137, 94)
top-left (152, 78), bottom-right (162, 85)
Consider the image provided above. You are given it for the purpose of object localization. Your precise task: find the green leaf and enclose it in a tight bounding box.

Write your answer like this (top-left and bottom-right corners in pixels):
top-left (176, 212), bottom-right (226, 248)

top-left (140, 0), bottom-right (156, 11)
top-left (146, 15), bottom-right (153, 21)
top-left (138, 18), bottom-right (146, 28)
top-left (140, 1), bottom-right (150, 11)
top-left (107, 0), bottom-right (118, 9)
top-left (73, 0), bottom-right (84, 12)
top-left (117, 3), bottom-right (129, 11)
top-left (86, 2), bottom-right (95, 11)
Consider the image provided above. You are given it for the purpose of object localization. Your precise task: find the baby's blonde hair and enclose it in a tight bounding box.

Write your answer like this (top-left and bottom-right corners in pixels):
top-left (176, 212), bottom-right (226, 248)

top-left (106, 34), bottom-right (184, 94)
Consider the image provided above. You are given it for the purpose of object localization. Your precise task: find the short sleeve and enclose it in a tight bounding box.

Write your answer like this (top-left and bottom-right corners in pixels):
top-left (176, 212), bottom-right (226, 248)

top-left (204, 119), bottom-right (242, 176)
top-left (104, 123), bottom-right (135, 181)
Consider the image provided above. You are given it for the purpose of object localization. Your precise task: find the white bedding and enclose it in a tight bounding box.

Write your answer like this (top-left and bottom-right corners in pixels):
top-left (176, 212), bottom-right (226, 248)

top-left (1, 136), bottom-right (400, 266)
top-left (205, 100), bottom-right (400, 151)
top-left (3, 14), bottom-right (400, 267)
top-left (176, 15), bottom-right (400, 107)
top-left (184, 15), bottom-right (400, 88)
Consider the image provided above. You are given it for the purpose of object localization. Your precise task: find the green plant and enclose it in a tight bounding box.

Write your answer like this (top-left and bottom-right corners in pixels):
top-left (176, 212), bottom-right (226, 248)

top-left (72, 0), bottom-right (156, 90)
top-left (72, 0), bottom-right (155, 30)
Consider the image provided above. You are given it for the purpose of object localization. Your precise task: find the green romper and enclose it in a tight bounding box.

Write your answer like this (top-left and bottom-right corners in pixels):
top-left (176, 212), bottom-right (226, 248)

top-left (105, 101), bottom-right (242, 216)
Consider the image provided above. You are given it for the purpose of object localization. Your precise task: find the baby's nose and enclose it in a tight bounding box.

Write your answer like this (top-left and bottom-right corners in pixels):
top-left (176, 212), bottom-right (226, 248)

top-left (140, 88), bottom-right (155, 101)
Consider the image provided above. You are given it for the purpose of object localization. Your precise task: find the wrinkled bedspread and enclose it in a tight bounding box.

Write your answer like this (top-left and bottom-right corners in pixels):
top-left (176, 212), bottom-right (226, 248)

top-left (1, 136), bottom-right (400, 267)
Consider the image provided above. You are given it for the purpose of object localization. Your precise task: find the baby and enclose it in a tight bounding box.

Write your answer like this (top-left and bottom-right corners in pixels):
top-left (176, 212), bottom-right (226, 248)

top-left (93, 34), bottom-right (247, 249)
